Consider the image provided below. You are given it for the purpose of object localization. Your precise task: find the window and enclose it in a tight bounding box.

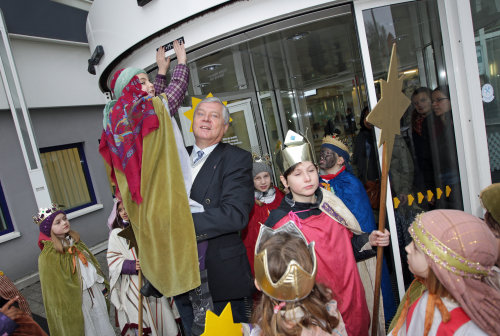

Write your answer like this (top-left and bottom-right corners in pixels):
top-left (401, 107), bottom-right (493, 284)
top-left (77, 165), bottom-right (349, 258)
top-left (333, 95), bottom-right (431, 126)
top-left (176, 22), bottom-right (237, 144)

top-left (0, 181), bottom-right (14, 236)
top-left (471, 0), bottom-right (500, 182)
top-left (40, 143), bottom-right (96, 212)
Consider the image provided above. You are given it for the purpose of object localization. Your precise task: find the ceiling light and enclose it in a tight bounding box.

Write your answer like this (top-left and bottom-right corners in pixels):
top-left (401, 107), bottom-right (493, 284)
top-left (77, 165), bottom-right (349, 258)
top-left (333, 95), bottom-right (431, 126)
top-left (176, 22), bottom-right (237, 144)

top-left (304, 89), bottom-right (317, 97)
top-left (201, 64), bottom-right (222, 71)
top-left (287, 32), bottom-right (309, 41)
top-left (403, 69), bottom-right (418, 75)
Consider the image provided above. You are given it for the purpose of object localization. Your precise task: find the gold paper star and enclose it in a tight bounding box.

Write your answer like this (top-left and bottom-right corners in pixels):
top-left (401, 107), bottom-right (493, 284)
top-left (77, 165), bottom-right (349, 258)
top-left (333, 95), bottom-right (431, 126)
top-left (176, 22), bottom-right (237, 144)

top-left (201, 303), bottom-right (242, 336)
top-left (183, 93), bottom-right (230, 132)
top-left (366, 43), bottom-right (410, 161)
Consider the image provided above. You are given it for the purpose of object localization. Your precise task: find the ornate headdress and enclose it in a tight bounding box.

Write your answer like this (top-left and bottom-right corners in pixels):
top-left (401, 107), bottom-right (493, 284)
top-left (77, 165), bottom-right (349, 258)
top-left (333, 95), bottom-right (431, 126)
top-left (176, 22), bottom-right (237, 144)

top-left (404, 210), bottom-right (500, 335)
top-left (409, 211), bottom-right (495, 279)
top-left (321, 135), bottom-right (350, 163)
top-left (254, 221), bottom-right (317, 302)
top-left (276, 130), bottom-right (316, 173)
top-left (33, 203), bottom-right (64, 237)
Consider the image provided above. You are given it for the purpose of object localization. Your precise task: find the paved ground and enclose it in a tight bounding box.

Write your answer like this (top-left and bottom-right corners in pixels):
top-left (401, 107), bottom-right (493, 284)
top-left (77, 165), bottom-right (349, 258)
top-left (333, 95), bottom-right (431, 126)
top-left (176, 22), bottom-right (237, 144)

top-left (19, 250), bottom-right (121, 335)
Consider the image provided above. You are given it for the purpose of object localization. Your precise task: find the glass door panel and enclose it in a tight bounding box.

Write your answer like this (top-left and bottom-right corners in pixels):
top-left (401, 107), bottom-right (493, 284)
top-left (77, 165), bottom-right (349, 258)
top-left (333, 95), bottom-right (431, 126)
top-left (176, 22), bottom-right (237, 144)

top-left (362, 0), bottom-right (464, 289)
top-left (248, 4), bottom-right (368, 172)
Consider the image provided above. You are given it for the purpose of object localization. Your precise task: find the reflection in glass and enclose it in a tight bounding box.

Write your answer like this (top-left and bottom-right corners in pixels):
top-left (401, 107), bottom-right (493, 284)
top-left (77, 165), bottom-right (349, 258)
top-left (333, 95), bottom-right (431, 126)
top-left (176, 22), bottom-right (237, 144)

top-left (471, 0), bottom-right (500, 182)
top-left (363, 0), bottom-right (464, 289)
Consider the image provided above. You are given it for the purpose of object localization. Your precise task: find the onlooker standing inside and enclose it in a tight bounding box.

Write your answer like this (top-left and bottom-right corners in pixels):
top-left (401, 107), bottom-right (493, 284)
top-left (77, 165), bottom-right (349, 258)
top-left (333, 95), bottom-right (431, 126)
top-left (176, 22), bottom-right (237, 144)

top-left (174, 97), bottom-right (254, 335)
top-left (411, 87), bottom-right (436, 203)
top-left (431, 85), bottom-right (462, 209)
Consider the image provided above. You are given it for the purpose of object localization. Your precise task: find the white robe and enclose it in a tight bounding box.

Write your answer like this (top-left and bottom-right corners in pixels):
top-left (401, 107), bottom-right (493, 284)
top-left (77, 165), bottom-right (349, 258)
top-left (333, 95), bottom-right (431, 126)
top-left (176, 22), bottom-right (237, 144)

top-left (107, 228), bottom-right (178, 336)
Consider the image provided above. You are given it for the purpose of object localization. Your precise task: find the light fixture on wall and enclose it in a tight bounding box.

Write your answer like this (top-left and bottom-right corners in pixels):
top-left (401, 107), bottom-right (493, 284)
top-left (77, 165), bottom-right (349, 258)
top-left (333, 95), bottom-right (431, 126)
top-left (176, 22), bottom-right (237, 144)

top-left (137, 0), bottom-right (153, 6)
top-left (201, 64), bottom-right (222, 71)
top-left (87, 45), bottom-right (104, 75)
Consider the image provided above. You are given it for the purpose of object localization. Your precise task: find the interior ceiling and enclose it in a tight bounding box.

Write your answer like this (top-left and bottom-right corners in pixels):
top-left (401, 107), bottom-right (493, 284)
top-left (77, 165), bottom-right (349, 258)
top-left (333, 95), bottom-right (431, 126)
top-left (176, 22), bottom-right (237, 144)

top-left (189, 3), bottom-right (423, 94)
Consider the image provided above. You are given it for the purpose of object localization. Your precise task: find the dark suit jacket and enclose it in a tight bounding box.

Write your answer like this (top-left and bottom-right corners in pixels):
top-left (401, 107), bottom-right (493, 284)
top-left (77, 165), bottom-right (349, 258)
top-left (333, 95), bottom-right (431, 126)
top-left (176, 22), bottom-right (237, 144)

top-left (188, 142), bottom-right (254, 301)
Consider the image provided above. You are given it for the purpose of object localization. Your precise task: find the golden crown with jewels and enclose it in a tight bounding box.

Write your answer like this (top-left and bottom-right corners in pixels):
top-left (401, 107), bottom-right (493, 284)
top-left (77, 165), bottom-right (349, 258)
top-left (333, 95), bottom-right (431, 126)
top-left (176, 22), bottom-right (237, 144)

top-left (254, 221), bottom-right (317, 302)
top-left (33, 203), bottom-right (61, 225)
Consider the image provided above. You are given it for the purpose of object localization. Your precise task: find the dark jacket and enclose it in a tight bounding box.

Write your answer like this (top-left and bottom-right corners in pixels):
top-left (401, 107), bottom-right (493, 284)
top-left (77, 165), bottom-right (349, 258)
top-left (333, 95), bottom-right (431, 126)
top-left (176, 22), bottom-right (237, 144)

top-left (188, 143), bottom-right (255, 301)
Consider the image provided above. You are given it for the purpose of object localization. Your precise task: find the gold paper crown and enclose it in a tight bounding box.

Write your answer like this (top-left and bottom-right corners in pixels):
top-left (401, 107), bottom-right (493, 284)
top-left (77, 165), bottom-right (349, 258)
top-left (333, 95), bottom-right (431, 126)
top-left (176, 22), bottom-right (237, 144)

top-left (276, 130), bottom-right (316, 173)
top-left (33, 203), bottom-right (61, 225)
top-left (254, 221), bottom-right (317, 302)
top-left (321, 135), bottom-right (349, 154)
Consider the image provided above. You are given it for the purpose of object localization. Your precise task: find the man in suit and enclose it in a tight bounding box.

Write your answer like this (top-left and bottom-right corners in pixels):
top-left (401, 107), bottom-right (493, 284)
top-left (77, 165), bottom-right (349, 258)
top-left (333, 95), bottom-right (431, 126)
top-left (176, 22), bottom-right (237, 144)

top-left (175, 96), bottom-right (254, 335)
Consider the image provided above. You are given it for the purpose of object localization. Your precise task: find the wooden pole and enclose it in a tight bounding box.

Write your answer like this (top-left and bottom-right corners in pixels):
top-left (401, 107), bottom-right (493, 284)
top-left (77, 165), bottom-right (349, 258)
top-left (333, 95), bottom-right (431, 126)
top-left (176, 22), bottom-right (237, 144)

top-left (371, 144), bottom-right (389, 336)
top-left (138, 269), bottom-right (143, 336)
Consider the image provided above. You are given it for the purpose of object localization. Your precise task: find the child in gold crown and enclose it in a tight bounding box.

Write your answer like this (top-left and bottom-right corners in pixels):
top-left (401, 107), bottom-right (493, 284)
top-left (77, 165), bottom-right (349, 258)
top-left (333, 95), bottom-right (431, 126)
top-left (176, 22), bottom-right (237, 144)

top-left (265, 130), bottom-right (390, 336)
top-left (390, 210), bottom-right (500, 335)
top-left (35, 204), bottom-right (115, 336)
top-left (249, 222), bottom-right (347, 336)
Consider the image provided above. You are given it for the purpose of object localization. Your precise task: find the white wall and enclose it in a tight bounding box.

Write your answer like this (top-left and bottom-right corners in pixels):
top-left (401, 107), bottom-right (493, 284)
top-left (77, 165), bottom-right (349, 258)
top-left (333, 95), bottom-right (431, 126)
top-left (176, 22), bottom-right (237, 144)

top-left (87, 0), bottom-right (341, 86)
top-left (0, 34), bottom-right (105, 110)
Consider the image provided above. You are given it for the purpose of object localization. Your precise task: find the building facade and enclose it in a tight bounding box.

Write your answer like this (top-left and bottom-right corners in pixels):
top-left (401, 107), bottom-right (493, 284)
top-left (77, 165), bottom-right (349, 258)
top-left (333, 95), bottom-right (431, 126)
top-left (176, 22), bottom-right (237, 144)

top-left (0, 0), bottom-right (111, 286)
top-left (1, 0), bottom-right (499, 303)
top-left (85, 0), bottom-right (500, 299)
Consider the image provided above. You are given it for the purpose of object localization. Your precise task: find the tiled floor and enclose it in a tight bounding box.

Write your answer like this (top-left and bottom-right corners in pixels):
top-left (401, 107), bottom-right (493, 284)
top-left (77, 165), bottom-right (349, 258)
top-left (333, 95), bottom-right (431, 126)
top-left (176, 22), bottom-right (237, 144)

top-left (20, 250), bottom-right (121, 335)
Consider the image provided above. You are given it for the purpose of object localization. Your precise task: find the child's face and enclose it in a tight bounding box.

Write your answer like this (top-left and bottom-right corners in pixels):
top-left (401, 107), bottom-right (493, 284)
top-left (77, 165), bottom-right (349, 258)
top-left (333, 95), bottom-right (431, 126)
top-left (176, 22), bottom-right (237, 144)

top-left (254, 172), bottom-right (272, 192)
top-left (405, 241), bottom-right (429, 278)
top-left (280, 161), bottom-right (318, 202)
top-left (137, 73), bottom-right (155, 96)
top-left (51, 213), bottom-right (70, 238)
top-left (117, 203), bottom-right (129, 222)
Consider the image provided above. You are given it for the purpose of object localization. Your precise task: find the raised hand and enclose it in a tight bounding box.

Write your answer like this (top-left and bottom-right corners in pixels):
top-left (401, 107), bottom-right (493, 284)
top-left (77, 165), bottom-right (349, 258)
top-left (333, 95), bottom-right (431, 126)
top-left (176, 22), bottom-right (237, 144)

top-left (156, 46), bottom-right (171, 76)
top-left (173, 40), bottom-right (187, 65)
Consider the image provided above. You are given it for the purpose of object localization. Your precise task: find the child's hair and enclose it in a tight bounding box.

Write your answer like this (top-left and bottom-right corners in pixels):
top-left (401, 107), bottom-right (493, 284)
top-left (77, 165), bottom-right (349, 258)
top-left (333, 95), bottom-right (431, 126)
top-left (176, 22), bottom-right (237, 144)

top-left (51, 230), bottom-right (80, 254)
top-left (424, 268), bottom-right (452, 300)
top-left (111, 200), bottom-right (128, 230)
top-left (252, 232), bottom-right (339, 335)
top-left (282, 162), bottom-right (318, 180)
top-left (484, 212), bottom-right (500, 238)
top-left (282, 163), bottom-right (300, 180)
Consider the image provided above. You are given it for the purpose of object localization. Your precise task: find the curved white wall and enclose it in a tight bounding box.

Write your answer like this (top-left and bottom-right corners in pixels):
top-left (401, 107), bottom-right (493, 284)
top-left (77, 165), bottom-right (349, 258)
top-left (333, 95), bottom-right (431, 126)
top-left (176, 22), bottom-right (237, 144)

top-left (87, 0), bottom-right (340, 90)
top-left (0, 35), bottom-right (105, 110)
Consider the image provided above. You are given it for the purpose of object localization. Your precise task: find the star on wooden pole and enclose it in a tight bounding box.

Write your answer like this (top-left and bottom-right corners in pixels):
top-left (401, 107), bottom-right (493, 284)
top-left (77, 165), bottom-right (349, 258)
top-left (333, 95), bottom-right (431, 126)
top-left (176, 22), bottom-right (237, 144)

top-left (366, 43), bottom-right (410, 161)
top-left (365, 43), bottom-right (411, 336)
top-left (183, 93), bottom-right (231, 132)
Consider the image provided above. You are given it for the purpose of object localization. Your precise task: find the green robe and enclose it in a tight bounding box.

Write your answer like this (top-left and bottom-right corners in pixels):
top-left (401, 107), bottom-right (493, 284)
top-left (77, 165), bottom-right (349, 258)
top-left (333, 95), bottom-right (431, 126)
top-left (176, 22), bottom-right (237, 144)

top-left (38, 240), bottom-right (108, 336)
top-left (112, 94), bottom-right (200, 297)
